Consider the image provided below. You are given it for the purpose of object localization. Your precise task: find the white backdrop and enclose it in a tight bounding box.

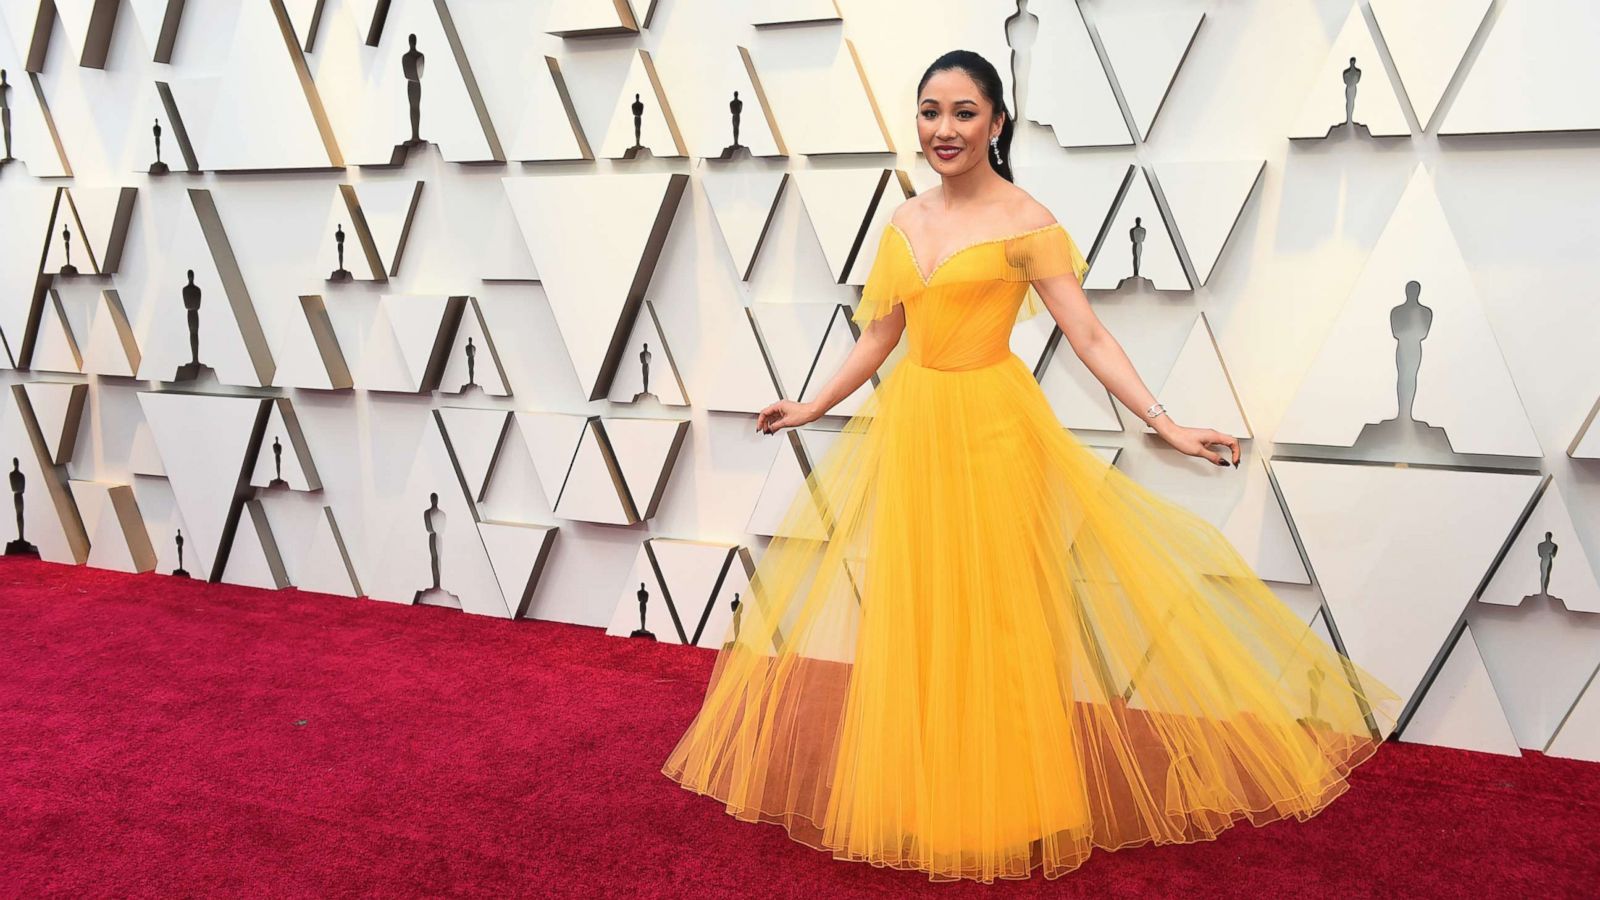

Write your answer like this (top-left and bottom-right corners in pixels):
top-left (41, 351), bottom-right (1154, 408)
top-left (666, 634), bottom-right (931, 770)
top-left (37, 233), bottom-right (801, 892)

top-left (1, 0), bottom-right (1598, 762)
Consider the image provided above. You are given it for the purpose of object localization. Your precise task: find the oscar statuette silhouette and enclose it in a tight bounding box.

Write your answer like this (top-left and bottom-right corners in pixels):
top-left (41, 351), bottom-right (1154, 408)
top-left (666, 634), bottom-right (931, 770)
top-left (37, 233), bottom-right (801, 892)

top-left (717, 90), bottom-right (745, 158)
top-left (1537, 532), bottom-right (1558, 598)
top-left (1350, 280), bottom-right (1451, 453)
top-left (1343, 57), bottom-right (1361, 127)
top-left (414, 492), bottom-right (461, 608)
top-left (459, 336), bottom-right (479, 394)
top-left (403, 34), bottom-right (426, 146)
top-left (630, 581), bottom-right (656, 639)
top-left (0, 70), bottom-right (13, 164)
top-left (172, 528), bottom-right (190, 577)
top-left (268, 436), bottom-right (289, 489)
top-left (173, 270), bottom-right (214, 382)
top-left (149, 117), bottom-right (169, 175)
top-left (59, 224), bottom-right (80, 277)
top-left (633, 342), bottom-right (656, 402)
top-left (623, 92), bottom-right (651, 159)
top-left (1518, 532), bottom-right (1571, 611)
top-left (329, 223), bottom-right (352, 282)
top-left (1129, 216), bottom-right (1146, 282)
top-left (5, 458), bottom-right (38, 557)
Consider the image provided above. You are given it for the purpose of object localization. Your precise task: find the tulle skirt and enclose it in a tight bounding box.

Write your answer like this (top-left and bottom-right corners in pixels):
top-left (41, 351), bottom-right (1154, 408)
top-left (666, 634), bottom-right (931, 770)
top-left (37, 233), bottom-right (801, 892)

top-left (660, 350), bottom-right (1403, 883)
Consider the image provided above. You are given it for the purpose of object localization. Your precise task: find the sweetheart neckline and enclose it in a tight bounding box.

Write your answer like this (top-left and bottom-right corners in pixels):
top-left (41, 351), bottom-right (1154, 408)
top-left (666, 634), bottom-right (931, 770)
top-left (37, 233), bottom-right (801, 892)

top-left (887, 221), bottom-right (1063, 286)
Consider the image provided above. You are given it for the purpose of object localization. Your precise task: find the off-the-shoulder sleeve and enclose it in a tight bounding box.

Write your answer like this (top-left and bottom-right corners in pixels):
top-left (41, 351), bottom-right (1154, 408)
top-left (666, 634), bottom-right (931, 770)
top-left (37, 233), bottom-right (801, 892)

top-left (851, 226), bottom-right (910, 327)
top-left (1001, 223), bottom-right (1089, 322)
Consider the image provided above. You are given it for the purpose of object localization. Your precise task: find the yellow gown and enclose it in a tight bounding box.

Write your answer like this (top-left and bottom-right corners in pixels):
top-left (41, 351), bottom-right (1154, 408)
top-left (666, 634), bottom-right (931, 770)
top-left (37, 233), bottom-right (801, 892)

top-left (661, 220), bottom-right (1403, 883)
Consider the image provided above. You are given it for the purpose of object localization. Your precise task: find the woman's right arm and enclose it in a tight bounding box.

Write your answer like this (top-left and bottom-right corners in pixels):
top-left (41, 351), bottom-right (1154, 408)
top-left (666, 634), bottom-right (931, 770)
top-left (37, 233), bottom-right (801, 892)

top-left (756, 303), bottom-right (904, 433)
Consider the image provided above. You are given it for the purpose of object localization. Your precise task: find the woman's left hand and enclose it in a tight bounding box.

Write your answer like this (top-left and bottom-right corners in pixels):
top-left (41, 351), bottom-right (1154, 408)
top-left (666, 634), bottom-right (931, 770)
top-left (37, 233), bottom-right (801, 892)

top-left (1160, 424), bottom-right (1240, 467)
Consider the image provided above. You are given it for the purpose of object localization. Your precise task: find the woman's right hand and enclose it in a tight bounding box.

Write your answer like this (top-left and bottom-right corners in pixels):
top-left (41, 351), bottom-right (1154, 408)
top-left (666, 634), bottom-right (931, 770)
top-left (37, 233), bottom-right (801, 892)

top-left (755, 399), bottom-right (821, 435)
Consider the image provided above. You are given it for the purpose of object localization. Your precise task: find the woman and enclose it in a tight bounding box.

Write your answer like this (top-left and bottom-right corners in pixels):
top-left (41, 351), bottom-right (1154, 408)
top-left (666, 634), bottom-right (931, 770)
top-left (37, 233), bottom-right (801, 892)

top-left (662, 49), bottom-right (1402, 883)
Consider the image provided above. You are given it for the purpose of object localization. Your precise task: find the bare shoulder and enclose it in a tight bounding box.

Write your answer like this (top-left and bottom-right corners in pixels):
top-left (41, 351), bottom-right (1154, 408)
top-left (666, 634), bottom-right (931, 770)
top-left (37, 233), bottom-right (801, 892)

top-left (1005, 186), bottom-right (1057, 231)
top-left (890, 189), bottom-right (935, 228)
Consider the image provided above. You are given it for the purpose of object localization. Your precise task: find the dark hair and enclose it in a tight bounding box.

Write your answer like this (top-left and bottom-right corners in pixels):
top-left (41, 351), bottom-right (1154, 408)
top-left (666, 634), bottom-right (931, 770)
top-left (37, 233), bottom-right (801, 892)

top-left (916, 50), bottom-right (1015, 183)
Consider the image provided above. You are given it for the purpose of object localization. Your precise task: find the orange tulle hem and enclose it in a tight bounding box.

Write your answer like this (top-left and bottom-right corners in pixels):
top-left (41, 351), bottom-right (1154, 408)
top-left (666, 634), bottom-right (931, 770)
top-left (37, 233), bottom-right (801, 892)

top-left (664, 691), bottom-right (1387, 884)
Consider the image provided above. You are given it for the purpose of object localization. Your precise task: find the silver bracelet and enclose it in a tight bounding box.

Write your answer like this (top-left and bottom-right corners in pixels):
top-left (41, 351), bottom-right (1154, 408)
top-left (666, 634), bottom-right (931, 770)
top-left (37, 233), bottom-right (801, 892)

top-left (1144, 402), bottom-right (1167, 421)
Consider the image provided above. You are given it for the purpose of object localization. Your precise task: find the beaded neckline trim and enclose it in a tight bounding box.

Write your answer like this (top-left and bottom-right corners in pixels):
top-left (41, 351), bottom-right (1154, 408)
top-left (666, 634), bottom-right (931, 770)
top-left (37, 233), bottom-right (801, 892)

top-left (888, 221), bottom-right (1062, 286)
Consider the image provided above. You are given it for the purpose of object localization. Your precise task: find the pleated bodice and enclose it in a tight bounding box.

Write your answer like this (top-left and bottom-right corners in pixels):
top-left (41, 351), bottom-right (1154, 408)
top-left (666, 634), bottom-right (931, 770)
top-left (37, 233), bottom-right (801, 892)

top-left (853, 221), bottom-right (1089, 372)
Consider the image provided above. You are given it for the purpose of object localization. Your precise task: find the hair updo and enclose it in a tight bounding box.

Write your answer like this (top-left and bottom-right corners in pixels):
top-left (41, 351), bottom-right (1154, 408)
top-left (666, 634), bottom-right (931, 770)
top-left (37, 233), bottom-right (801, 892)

top-left (916, 50), bottom-right (1015, 182)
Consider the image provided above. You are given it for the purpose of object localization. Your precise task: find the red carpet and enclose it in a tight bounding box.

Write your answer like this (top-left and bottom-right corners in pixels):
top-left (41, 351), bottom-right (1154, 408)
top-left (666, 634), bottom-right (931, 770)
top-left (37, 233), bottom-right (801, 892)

top-left (2, 556), bottom-right (1595, 898)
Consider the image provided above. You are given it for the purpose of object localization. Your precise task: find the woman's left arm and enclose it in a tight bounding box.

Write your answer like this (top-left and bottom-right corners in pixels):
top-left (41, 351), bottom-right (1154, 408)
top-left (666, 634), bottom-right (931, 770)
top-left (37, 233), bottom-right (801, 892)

top-left (1032, 271), bottom-right (1240, 467)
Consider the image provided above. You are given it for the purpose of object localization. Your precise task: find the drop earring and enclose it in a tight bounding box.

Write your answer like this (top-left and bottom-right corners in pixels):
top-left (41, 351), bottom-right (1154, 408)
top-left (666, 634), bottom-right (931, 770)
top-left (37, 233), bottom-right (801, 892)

top-left (990, 135), bottom-right (1002, 165)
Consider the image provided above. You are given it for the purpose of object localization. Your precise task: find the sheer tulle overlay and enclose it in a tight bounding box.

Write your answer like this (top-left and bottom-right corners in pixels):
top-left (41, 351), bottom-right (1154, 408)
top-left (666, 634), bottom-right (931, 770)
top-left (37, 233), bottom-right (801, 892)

top-left (661, 222), bottom-right (1403, 883)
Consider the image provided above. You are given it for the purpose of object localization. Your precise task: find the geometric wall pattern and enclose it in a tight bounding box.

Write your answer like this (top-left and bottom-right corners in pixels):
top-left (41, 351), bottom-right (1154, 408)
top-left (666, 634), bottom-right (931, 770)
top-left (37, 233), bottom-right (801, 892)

top-left (1439, 0), bottom-right (1600, 136)
top-left (2, 0), bottom-right (1598, 762)
top-left (1275, 164), bottom-right (1541, 459)
top-left (1288, 3), bottom-right (1409, 139)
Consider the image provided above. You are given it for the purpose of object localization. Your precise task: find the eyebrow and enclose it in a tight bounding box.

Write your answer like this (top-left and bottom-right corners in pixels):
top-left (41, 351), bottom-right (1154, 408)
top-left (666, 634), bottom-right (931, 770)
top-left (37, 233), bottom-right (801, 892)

top-left (920, 98), bottom-right (978, 106)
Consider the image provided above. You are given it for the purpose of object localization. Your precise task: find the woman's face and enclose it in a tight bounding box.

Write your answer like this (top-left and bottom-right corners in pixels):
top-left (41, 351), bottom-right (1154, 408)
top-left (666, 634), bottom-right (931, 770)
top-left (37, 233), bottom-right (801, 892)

top-left (917, 68), bottom-right (1002, 176)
